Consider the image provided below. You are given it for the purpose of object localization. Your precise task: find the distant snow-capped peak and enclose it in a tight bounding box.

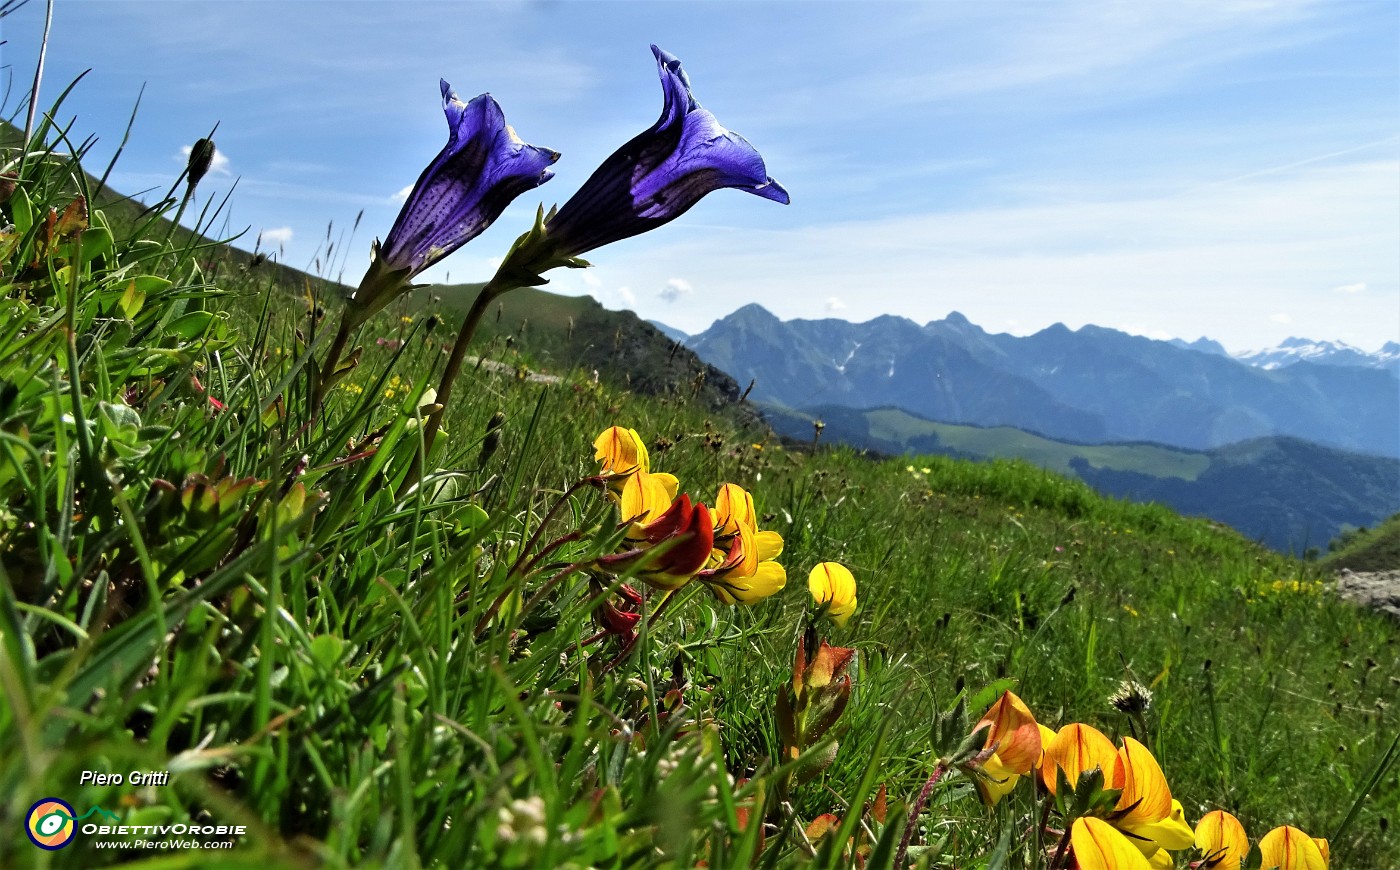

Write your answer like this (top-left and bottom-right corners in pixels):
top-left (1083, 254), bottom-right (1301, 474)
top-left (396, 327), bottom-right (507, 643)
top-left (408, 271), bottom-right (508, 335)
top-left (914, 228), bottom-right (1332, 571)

top-left (1234, 338), bottom-right (1400, 370)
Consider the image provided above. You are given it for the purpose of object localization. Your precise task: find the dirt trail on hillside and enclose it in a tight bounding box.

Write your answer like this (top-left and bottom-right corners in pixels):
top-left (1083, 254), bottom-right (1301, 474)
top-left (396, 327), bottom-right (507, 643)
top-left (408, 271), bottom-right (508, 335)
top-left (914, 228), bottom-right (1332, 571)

top-left (1335, 569), bottom-right (1400, 621)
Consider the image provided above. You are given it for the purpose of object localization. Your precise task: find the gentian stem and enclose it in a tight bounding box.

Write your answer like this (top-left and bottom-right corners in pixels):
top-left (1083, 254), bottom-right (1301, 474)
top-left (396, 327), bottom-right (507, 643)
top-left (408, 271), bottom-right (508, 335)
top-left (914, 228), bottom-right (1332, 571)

top-left (313, 314), bottom-right (355, 410)
top-left (399, 280), bottom-right (512, 496)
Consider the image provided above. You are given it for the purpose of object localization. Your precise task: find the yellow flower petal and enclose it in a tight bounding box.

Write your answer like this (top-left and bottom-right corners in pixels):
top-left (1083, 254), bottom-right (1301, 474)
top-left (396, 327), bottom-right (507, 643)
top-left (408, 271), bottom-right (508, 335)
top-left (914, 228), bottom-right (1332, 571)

top-left (975, 691), bottom-right (1041, 775)
top-left (620, 471), bottom-right (674, 529)
top-left (1113, 737), bottom-right (1174, 829)
top-left (653, 472), bottom-right (679, 502)
top-left (714, 482), bottom-right (756, 537)
top-left (1195, 809), bottom-right (1249, 870)
top-left (1122, 799), bottom-right (1194, 854)
top-left (1072, 817), bottom-right (1152, 870)
top-left (754, 529), bottom-right (784, 561)
top-left (1259, 826), bottom-right (1328, 870)
top-left (1041, 723), bottom-right (1117, 794)
top-left (707, 559), bottom-right (787, 605)
top-left (1035, 723), bottom-right (1057, 767)
top-left (594, 426), bottom-right (649, 477)
top-left (808, 562), bottom-right (857, 627)
top-left (973, 752), bottom-right (1021, 806)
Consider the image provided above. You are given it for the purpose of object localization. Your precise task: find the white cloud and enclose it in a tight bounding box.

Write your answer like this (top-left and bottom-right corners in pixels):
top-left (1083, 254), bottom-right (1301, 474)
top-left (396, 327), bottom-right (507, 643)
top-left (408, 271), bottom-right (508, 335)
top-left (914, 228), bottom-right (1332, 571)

top-left (618, 156), bottom-right (1399, 347)
top-left (659, 278), bottom-right (693, 303)
top-left (181, 144), bottom-right (231, 175)
top-left (1332, 282), bottom-right (1367, 294)
top-left (580, 272), bottom-right (602, 288)
top-left (392, 184), bottom-right (414, 204)
top-left (615, 286), bottom-right (636, 307)
top-left (259, 226), bottom-right (294, 246)
top-left (1271, 312), bottom-right (1293, 324)
top-left (824, 296), bottom-right (847, 314)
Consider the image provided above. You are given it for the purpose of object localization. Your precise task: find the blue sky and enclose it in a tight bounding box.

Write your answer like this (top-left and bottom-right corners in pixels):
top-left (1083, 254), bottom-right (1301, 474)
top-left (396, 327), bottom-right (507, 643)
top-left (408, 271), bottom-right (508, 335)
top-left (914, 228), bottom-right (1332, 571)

top-left (3, 1), bottom-right (1397, 352)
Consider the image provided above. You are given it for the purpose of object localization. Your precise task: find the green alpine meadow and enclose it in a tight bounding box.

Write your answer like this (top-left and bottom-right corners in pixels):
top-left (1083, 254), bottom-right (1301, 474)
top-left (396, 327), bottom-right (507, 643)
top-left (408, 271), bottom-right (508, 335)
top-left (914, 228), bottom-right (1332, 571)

top-left (2, 12), bottom-right (1397, 870)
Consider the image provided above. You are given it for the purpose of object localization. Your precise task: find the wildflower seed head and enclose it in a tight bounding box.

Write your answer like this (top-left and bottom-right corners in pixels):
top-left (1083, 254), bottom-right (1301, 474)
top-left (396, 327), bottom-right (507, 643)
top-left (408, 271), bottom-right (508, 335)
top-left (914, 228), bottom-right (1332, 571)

top-left (1108, 680), bottom-right (1153, 717)
top-left (186, 138), bottom-right (217, 191)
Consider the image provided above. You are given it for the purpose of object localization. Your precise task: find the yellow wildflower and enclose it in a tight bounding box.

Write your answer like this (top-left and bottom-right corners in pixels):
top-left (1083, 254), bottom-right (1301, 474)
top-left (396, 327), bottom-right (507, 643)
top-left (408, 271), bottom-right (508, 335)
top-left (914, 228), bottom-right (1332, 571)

top-left (808, 562), bottom-right (857, 627)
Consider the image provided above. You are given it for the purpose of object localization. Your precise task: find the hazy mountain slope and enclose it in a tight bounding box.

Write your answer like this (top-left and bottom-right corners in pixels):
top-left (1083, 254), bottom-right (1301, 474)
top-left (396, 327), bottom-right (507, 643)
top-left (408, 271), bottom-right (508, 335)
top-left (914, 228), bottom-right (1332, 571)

top-left (1072, 437), bottom-right (1400, 554)
top-left (761, 403), bottom-right (1400, 553)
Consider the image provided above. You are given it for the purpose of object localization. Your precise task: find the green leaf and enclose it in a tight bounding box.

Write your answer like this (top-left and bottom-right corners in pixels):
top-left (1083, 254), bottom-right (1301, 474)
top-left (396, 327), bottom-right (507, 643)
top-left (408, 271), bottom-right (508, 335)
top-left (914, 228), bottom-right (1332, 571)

top-left (79, 226), bottom-right (114, 264)
top-left (309, 634), bottom-right (346, 671)
top-left (966, 678), bottom-right (1019, 717)
top-left (10, 186), bottom-right (33, 234)
top-left (865, 811), bottom-right (907, 870)
top-left (166, 310), bottom-right (223, 341)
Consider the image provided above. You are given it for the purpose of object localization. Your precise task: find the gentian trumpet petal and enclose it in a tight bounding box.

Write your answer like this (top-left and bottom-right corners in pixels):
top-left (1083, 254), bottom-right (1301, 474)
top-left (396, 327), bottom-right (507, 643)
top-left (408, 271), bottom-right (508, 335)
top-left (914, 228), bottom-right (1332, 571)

top-left (544, 45), bottom-right (788, 258)
top-left (379, 82), bottom-right (559, 277)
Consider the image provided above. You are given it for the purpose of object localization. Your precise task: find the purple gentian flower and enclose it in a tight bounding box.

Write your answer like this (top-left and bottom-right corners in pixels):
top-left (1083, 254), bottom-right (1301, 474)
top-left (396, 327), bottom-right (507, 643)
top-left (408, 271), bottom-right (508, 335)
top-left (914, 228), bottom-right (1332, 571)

top-left (378, 80), bottom-right (559, 276)
top-left (544, 45), bottom-right (788, 258)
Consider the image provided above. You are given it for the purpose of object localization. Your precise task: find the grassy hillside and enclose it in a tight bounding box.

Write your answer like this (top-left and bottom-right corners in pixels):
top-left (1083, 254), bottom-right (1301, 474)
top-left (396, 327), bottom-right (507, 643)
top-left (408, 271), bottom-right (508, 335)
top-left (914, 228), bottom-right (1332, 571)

top-left (421, 283), bottom-right (750, 413)
top-left (1323, 513), bottom-right (1400, 572)
top-left (3, 101), bottom-right (1397, 869)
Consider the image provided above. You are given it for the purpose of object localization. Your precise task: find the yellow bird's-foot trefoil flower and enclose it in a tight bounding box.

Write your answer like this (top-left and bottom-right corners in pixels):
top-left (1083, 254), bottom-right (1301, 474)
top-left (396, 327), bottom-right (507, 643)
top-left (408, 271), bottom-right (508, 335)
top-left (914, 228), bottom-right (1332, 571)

top-left (1072, 817), bottom-right (1152, 870)
top-left (593, 426), bottom-right (681, 538)
top-left (966, 690), bottom-right (1042, 806)
top-left (1259, 826), bottom-right (1329, 870)
top-left (595, 494), bottom-right (714, 591)
top-left (808, 561), bottom-right (857, 627)
top-left (1194, 809), bottom-right (1249, 870)
top-left (1040, 724), bottom-right (1194, 868)
top-left (696, 483), bottom-right (785, 605)
top-left (594, 426), bottom-right (650, 482)
top-left (1040, 722), bottom-right (1119, 796)
top-left (897, 690), bottom-right (1044, 868)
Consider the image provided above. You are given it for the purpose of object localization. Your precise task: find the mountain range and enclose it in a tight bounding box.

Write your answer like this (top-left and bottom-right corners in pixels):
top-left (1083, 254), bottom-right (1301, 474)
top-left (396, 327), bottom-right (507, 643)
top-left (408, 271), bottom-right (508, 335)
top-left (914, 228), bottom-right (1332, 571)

top-left (1230, 337), bottom-right (1400, 372)
top-left (679, 305), bottom-right (1400, 460)
top-left (759, 403), bottom-right (1398, 553)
